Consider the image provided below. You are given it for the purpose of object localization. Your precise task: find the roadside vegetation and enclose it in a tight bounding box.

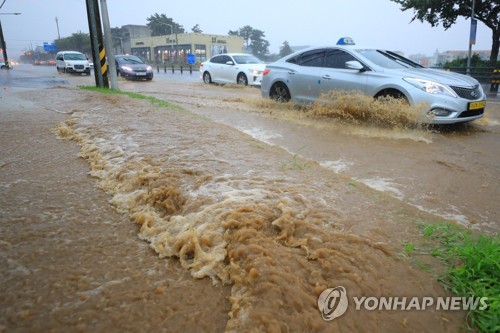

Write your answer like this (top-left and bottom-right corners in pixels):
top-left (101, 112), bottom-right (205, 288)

top-left (404, 222), bottom-right (499, 333)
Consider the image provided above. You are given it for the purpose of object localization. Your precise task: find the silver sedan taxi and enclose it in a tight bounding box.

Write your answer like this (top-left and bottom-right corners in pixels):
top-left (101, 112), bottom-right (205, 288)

top-left (261, 38), bottom-right (485, 124)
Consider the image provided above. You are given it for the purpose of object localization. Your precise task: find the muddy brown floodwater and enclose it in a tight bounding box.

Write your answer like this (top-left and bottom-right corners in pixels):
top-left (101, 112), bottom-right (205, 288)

top-left (1, 69), bottom-right (498, 333)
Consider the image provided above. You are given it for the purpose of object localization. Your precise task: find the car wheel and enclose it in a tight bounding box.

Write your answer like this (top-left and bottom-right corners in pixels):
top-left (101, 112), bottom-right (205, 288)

top-left (203, 72), bottom-right (212, 84)
top-left (376, 89), bottom-right (409, 104)
top-left (237, 73), bottom-right (248, 86)
top-left (270, 82), bottom-right (291, 102)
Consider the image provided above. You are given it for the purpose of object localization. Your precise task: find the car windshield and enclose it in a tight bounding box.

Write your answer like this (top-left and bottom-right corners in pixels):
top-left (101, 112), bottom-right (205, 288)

top-left (117, 56), bottom-right (144, 64)
top-left (356, 49), bottom-right (423, 69)
top-left (64, 53), bottom-right (87, 61)
top-left (232, 55), bottom-right (262, 64)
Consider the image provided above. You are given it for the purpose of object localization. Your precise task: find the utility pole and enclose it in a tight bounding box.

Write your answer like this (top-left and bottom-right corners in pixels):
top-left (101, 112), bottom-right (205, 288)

top-left (85, 0), bottom-right (108, 88)
top-left (0, 18), bottom-right (9, 68)
top-left (55, 17), bottom-right (60, 40)
top-left (99, 0), bottom-right (118, 90)
top-left (466, 0), bottom-right (476, 76)
top-left (0, 12), bottom-right (20, 69)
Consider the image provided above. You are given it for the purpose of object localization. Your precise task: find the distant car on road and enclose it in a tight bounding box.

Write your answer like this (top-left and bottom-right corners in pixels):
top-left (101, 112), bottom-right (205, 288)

top-left (261, 38), bottom-right (486, 124)
top-left (115, 55), bottom-right (153, 80)
top-left (1, 61), bottom-right (13, 69)
top-left (200, 53), bottom-right (265, 86)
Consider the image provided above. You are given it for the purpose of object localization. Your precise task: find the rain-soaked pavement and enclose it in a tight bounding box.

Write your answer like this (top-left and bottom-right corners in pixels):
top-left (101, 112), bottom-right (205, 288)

top-left (0, 64), bottom-right (498, 332)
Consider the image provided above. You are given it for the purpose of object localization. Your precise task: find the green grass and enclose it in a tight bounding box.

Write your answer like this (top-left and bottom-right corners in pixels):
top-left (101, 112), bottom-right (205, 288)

top-left (279, 153), bottom-right (308, 171)
top-left (79, 86), bottom-right (184, 110)
top-left (412, 222), bottom-right (499, 332)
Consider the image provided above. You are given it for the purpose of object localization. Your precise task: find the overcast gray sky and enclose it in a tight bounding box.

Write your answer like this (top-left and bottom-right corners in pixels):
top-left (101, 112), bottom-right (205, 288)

top-left (1, 0), bottom-right (492, 59)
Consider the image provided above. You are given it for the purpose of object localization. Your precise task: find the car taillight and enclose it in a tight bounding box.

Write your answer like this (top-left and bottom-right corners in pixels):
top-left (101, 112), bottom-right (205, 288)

top-left (263, 69), bottom-right (270, 75)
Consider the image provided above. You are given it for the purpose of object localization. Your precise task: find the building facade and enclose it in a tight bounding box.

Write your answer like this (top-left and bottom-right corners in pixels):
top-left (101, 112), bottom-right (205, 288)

top-left (130, 33), bottom-right (244, 65)
top-left (121, 25), bottom-right (152, 55)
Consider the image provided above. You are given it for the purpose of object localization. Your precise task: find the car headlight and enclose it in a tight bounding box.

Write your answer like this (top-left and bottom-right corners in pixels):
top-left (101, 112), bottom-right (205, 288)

top-left (147, 66), bottom-right (153, 72)
top-left (404, 78), bottom-right (458, 98)
top-left (121, 66), bottom-right (133, 72)
top-left (251, 69), bottom-right (262, 75)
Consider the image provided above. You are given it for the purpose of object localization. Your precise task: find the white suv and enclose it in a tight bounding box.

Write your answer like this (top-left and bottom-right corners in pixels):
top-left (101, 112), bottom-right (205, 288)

top-left (56, 51), bottom-right (91, 75)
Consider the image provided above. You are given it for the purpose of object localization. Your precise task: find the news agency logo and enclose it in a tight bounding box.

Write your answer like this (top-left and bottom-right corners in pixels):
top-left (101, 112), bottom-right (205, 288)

top-left (318, 286), bottom-right (489, 321)
top-left (317, 286), bottom-right (349, 321)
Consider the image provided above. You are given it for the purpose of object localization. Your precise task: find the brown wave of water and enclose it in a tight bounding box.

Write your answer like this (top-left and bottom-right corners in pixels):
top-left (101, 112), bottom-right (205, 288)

top-left (54, 90), bottom-right (464, 332)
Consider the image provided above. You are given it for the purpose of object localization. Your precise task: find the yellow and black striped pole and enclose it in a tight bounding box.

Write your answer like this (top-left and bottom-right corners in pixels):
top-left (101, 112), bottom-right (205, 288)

top-left (99, 44), bottom-right (108, 87)
top-left (491, 68), bottom-right (499, 93)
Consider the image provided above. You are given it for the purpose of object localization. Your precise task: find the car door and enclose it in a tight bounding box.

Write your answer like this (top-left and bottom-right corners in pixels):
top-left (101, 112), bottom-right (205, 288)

top-left (287, 49), bottom-right (325, 103)
top-left (319, 48), bottom-right (368, 96)
top-left (207, 55), bottom-right (224, 83)
top-left (56, 53), bottom-right (64, 70)
top-left (219, 55), bottom-right (237, 83)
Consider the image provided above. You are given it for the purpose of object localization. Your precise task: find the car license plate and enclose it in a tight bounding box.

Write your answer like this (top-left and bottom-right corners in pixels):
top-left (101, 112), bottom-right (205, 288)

top-left (468, 100), bottom-right (485, 110)
top-left (136, 72), bottom-right (146, 76)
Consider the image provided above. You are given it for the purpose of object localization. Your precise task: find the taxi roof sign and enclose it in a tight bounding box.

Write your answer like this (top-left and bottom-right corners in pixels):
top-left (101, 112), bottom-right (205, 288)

top-left (337, 37), bottom-right (355, 45)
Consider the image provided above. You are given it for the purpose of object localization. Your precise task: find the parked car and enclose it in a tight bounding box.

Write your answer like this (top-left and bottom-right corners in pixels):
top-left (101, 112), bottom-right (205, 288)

top-left (55, 51), bottom-right (91, 75)
top-left (115, 55), bottom-right (153, 80)
top-left (200, 53), bottom-right (265, 86)
top-left (261, 38), bottom-right (485, 124)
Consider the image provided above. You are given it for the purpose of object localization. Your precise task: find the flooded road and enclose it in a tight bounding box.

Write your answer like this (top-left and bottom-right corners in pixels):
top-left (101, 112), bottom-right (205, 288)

top-left (1, 65), bottom-right (498, 332)
top-left (0, 65), bottom-right (69, 94)
top-left (115, 72), bottom-right (499, 233)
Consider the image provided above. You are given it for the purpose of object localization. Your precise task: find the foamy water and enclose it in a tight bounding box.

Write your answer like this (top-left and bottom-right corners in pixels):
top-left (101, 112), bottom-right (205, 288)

top-left (320, 159), bottom-right (354, 173)
top-left (358, 177), bottom-right (405, 200)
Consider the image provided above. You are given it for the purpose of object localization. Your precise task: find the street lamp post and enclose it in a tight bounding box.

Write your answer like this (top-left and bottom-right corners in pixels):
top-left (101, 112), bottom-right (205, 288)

top-left (158, 22), bottom-right (179, 65)
top-left (112, 36), bottom-right (123, 54)
top-left (0, 12), bottom-right (20, 69)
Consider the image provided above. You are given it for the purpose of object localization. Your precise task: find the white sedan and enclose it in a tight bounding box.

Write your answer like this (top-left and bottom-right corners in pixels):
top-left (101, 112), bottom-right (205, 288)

top-left (200, 53), bottom-right (265, 86)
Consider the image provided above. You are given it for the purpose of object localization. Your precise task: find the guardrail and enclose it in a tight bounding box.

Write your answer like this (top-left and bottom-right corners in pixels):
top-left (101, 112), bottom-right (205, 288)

top-left (440, 66), bottom-right (499, 93)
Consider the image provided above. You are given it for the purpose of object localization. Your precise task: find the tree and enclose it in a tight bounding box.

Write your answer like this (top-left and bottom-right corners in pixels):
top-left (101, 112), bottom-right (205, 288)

top-left (228, 25), bottom-right (270, 58)
top-left (390, 0), bottom-right (499, 63)
top-left (55, 32), bottom-right (92, 54)
top-left (146, 13), bottom-right (184, 36)
top-left (228, 25), bottom-right (254, 49)
top-left (249, 29), bottom-right (270, 59)
top-left (191, 24), bottom-right (203, 33)
top-left (444, 53), bottom-right (484, 68)
top-left (279, 41), bottom-right (293, 58)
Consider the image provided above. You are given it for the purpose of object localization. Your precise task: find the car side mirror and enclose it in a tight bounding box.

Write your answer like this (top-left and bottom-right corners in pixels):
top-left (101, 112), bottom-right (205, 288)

top-left (226, 61), bottom-right (234, 65)
top-left (346, 61), bottom-right (365, 71)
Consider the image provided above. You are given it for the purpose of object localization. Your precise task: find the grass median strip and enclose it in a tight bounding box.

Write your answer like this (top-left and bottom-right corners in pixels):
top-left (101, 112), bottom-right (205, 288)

top-left (405, 222), bottom-right (499, 333)
top-left (79, 86), bottom-right (184, 111)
